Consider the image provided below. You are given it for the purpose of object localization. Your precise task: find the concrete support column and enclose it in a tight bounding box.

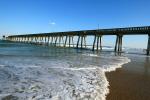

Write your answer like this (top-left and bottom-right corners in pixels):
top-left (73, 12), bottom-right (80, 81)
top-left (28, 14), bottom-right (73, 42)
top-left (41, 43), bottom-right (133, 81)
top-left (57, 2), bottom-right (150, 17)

top-left (51, 36), bottom-right (53, 44)
top-left (93, 35), bottom-right (102, 51)
top-left (30, 37), bottom-right (34, 44)
top-left (45, 36), bottom-right (47, 44)
top-left (24, 37), bottom-right (26, 42)
top-left (55, 36), bottom-right (58, 46)
top-left (96, 36), bottom-right (99, 51)
top-left (40, 37), bottom-right (43, 44)
top-left (22, 37), bottom-right (24, 42)
top-left (24, 37), bottom-right (26, 43)
top-left (64, 35), bottom-right (73, 47)
top-left (64, 36), bottom-right (68, 47)
top-left (69, 36), bottom-right (71, 47)
top-left (147, 34), bottom-right (150, 55)
top-left (27, 37), bottom-right (29, 43)
top-left (92, 35), bottom-right (96, 51)
top-left (59, 36), bottom-right (61, 46)
top-left (72, 36), bottom-right (74, 47)
top-left (77, 36), bottom-right (80, 48)
top-left (47, 36), bottom-right (50, 45)
top-left (99, 36), bottom-right (102, 50)
top-left (81, 36), bottom-right (83, 49)
top-left (60, 36), bottom-right (64, 46)
top-left (76, 35), bottom-right (86, 49)
top-left (34, 37), bottom-right (37, 44)
top-left (115, 35), bottom-right (123, 52)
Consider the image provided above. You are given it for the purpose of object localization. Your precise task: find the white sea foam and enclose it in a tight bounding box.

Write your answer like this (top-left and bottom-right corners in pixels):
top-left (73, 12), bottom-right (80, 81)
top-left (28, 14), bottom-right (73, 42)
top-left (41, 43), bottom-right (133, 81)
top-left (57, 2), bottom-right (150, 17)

top-left (0, 53), bottom-right (130, 100)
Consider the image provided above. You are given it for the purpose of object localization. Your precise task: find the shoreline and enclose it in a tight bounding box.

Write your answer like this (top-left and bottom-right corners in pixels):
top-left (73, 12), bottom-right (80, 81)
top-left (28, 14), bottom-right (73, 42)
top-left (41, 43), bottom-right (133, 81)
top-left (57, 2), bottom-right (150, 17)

top-left (106, 55), bottom-right (150, 100)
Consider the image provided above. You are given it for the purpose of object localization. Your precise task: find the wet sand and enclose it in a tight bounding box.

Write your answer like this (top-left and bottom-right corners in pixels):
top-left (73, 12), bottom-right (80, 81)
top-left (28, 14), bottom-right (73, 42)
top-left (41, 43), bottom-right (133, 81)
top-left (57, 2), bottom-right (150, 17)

top-left (106, 55), bottom-right (150, 100)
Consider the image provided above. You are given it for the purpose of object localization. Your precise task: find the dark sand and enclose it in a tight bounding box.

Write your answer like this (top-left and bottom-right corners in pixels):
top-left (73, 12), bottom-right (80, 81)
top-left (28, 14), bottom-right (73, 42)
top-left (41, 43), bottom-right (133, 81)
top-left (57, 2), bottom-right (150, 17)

top-left (106, 55), bottom-right (150, 100)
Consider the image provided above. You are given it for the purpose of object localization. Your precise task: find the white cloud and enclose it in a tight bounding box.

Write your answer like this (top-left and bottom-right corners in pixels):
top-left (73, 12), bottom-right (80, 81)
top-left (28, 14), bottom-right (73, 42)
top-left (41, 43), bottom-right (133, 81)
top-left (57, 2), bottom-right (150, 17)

top-left (49, 22), bottom-right (56, 25)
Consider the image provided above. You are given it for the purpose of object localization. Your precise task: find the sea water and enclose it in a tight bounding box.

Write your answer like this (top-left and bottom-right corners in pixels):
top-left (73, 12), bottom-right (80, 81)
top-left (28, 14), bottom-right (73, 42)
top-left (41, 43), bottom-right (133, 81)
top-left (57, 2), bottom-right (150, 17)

top-left (0, 40), bottom-right (130, 100)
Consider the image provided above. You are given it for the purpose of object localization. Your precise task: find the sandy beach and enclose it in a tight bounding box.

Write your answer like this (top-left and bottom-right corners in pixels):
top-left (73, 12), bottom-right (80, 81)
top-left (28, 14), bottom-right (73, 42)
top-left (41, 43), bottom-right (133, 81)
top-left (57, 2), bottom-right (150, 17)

top-left (106, 55), bottom-right (150, 100)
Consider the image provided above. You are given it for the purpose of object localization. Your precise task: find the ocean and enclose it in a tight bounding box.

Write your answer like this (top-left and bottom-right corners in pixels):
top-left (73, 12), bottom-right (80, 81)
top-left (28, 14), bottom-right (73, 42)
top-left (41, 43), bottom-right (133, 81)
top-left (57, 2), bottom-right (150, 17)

top-left (0, 40), bottom-right (132, 100)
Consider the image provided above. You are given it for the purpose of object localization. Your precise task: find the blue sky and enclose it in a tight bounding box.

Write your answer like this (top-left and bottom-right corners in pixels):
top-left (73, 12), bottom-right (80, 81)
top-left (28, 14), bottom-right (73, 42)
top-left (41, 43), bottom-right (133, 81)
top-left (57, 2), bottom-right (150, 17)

top-left (0, 0), bottom-right (149, 48)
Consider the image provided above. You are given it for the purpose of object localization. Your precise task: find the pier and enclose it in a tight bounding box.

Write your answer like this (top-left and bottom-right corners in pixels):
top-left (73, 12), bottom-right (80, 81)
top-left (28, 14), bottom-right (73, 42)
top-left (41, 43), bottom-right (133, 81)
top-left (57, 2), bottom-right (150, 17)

top-left (6, 26), bottom-right (150, 55)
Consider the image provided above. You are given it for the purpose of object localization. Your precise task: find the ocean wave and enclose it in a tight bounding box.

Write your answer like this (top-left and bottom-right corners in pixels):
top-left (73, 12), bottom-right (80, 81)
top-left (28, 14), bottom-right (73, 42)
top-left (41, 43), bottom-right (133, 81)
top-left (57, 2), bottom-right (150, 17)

top-left (0, 54), bottom-right (130, 100)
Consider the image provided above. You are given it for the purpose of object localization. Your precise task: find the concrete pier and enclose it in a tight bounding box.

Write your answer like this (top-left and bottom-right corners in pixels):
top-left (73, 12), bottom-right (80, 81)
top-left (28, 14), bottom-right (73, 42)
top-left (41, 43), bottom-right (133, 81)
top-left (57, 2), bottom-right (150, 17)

top-left (6, 26), bottom-right (150, 55)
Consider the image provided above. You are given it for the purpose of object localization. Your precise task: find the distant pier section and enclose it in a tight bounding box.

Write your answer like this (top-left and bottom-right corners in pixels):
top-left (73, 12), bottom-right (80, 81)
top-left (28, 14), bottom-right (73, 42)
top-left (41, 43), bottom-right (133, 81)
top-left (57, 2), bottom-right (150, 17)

top-left (6, 26), bottom-right (150, 55)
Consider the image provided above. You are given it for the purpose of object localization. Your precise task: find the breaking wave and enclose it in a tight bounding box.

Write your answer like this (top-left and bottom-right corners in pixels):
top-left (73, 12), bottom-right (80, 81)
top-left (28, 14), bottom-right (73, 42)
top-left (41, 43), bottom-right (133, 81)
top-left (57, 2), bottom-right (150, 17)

top-left (0, 54), bottom-right (130, 100)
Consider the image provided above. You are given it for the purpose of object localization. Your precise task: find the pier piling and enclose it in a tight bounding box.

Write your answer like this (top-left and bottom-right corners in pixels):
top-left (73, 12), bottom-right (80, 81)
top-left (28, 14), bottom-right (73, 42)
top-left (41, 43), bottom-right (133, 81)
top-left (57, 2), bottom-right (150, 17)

top-left (147, 34), bottom-right (150, 55)
top-left (77, 36), bottom-right (80, 49)
top-left (115, 35), bottom-right (123, 52)
top-left (92, 35), bottom-right (96, 51)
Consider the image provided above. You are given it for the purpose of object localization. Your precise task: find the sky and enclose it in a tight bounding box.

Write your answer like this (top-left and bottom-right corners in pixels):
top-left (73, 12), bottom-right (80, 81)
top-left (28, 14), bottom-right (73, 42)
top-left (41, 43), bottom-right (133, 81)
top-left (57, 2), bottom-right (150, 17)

top-left (0, 0), bottom-right (150, 48)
